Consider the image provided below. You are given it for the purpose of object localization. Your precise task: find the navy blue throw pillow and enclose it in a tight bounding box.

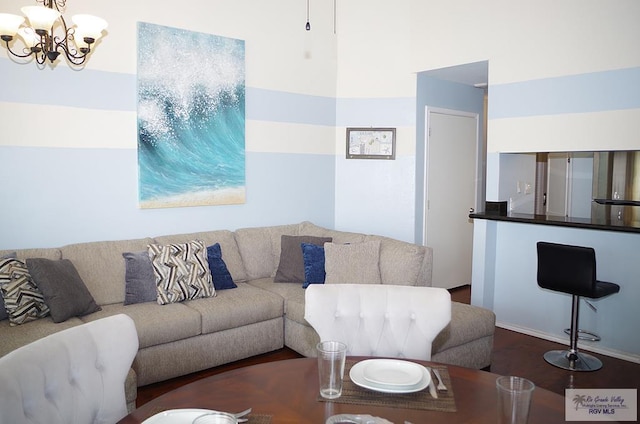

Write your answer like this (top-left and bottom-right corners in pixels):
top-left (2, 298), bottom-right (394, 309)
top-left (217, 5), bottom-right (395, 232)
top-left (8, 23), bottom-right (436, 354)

top-left (301, 242), bottom-right (327, 288)
top-left (207, 243), bottom-right (237, 290)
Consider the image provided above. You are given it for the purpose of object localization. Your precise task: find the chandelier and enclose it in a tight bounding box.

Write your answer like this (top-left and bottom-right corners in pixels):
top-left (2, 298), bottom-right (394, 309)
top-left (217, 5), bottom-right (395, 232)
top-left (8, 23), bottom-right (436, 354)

top-left (0, 0), bottom-right (107, 66)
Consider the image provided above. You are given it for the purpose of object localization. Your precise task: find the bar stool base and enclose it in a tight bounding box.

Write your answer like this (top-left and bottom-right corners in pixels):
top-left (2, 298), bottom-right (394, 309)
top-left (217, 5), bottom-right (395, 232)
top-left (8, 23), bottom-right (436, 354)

top-left (543, 350), bottom-right (603, 372)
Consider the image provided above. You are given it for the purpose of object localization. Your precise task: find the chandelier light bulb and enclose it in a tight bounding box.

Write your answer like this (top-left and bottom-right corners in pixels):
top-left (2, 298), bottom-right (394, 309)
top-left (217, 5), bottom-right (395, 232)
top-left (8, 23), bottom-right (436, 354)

top-left (21, 5), bottom-right (60, 32)
top-left (72, 14), bottom-right (107, 41)
top-left (0, 13), bottom-right (25, 38)
top-left (18, 27), bottom-right (39, 48)
top-left (72, 14), bottom-right (107, 52)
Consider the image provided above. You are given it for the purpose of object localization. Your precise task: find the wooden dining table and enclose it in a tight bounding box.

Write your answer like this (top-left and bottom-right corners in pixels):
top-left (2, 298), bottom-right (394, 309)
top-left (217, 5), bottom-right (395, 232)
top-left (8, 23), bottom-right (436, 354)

top-left (118, 357), bottom-right (605, 424)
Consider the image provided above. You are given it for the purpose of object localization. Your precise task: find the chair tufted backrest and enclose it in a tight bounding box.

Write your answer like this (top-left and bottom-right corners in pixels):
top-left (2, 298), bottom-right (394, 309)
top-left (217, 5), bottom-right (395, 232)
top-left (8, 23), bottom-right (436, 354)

top-left (304, 284), bottom-right (451, 360)
top-left (0, 314), bottom-right (138, 424)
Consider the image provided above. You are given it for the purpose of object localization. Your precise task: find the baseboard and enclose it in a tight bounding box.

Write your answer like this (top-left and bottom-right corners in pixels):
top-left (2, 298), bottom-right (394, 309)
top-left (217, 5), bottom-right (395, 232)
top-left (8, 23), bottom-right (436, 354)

top-left (496, 321), bottom-right (640, 364)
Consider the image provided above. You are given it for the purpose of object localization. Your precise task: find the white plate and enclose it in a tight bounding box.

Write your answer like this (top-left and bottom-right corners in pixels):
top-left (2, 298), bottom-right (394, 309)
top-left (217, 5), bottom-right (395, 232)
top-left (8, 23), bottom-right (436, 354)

top-left (326, 414), bottom-right (394, 424)
top-left (349, 359), bottom-right (430, 393)
top-left (142, 409), bottom-right (233, 424)
top-left (361, 359), bottom-right (423, 387)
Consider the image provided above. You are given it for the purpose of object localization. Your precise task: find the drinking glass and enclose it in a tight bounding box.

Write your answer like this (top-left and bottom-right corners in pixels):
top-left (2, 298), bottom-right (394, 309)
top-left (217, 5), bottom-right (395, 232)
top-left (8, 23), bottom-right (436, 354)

top-left (496, 376), bottom-right (535, 424)
top-left (316, 341), bottom-right (347, 399)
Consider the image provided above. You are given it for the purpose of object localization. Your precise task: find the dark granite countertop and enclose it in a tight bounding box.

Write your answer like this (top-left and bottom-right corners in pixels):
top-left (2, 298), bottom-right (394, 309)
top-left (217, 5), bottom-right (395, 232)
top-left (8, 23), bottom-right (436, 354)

top-left (469, 212), bottom-right (640, 234)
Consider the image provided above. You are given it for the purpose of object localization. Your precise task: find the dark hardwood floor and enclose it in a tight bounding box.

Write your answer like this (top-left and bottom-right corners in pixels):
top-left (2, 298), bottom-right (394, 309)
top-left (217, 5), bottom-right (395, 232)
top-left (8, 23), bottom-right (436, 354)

top-left (137, 285), bottom-right (639, 407)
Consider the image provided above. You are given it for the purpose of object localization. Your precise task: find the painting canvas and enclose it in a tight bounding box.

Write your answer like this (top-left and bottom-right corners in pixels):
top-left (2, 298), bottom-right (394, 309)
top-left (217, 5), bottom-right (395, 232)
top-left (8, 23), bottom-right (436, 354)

top-left (137, 22), bottom-right (245, 208)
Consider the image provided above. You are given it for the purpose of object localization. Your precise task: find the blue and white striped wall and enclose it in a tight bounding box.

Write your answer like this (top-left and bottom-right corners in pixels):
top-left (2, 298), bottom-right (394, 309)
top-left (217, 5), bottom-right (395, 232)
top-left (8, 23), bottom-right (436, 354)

top-left (489, 67), bottom-right (640, 153)
top-left (0, 59), bottom-right (340, 249)
top-left (0, 0), bottom-right (343, 250)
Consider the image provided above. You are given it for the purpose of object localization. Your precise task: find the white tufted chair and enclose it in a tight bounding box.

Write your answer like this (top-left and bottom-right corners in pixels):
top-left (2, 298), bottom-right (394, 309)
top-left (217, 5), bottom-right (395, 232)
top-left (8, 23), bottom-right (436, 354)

top-left (0, 314), bottom-right (138, 424)
top-left (305, 284), bottom-right (451, 360)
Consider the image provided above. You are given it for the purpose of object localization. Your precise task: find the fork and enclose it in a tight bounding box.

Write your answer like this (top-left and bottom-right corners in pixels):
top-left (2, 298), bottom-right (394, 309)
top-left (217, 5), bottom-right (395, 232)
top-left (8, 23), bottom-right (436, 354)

top-left (233, 408), bottom-right (252, 422)
top-left (432, 368), bottom-right (447, 392)
top-left (196, 408), bottom-right (252, 423)
top-left (232, 408), bottom-right (252, 419)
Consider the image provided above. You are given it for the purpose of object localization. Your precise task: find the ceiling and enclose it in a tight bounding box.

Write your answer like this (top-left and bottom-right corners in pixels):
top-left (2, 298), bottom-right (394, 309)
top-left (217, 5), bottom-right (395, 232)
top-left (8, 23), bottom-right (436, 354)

top-left (422, 61), bottom-right (488, 87)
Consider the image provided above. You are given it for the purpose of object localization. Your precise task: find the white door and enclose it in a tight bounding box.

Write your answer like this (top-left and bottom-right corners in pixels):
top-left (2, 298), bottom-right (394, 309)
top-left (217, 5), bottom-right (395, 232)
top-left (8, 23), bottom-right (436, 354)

top-left (425, 109), bottom-right (478, 289)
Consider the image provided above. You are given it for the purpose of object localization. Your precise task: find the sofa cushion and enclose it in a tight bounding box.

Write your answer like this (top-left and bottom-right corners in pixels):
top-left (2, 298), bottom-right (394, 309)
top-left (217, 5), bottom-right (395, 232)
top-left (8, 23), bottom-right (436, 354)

top-left (83, 303), bottom-right (202, 349)
top-left (153, 230), bottom-right (247, 282)
top-left (298, 222), bottom-right (366, 244)
top-left (26, 258), bottom-right (101, 323)
top-left (324, 240), bottom-right (382, 284)
top-left (274, 235), bottom-right (332, 283)
top-left (0, 248), bottom-right (62, 262)
top-left (234, 224), bottom-right (299, 280)
top-left (148, 240), bottom-right (214, 305)
top-left (60, 238), bottom-right (155, 306)
top-left (365, 235), bottom-right (427, 286)
top-left (0, 316), bottom-right (83, 357)
top-left (432, 301), bottom-right (496, 353)
top-left (301, 243), bottom-right (327, 288)
top-left (184, 283), bottom-right (283, 334)
top-left (123, 251), bottom-right (157, 305)
top-left (246, 278), bottom-right (305, 322)
top-left (206, 243), bottom-right (236, 290)
top-left (0, 258), bottom-right (50, 325)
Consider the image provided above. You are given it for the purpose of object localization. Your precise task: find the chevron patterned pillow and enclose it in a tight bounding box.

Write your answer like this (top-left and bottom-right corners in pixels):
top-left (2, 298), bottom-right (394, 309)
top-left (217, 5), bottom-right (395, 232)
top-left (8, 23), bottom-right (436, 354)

top-left (0, 257), bottom-right (50, 326)
top-left (148, 240), bottom-right (215, 305)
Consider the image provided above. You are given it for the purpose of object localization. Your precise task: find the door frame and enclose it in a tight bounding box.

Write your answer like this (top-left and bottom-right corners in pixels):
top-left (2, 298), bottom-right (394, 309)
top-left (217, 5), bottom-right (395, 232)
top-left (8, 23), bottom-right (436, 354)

top-left (423, 106), bottom-right (482, 244)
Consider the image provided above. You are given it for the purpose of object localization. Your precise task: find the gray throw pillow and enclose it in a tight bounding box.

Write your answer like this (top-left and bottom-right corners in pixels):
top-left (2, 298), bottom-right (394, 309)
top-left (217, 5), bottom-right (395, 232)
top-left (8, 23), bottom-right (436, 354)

top-left (26, 258), bottom-right (101, 323)
top-left (324, 240), bottom-right (382, 284)
top-left (123, 251), bottom-right (157, 305)
top-left (274, 235), bottom-right (332, 283)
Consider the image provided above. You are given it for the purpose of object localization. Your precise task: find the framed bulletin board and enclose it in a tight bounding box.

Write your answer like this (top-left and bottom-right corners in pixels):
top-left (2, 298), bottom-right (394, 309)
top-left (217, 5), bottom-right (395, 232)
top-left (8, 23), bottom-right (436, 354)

top-left (346, 128), bottom-right (396, 160)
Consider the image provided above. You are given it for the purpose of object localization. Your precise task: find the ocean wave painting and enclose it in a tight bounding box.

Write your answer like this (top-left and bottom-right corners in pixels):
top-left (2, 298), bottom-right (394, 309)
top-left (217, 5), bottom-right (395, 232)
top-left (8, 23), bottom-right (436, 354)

top-left (137, 22), bottom-right (245, 208)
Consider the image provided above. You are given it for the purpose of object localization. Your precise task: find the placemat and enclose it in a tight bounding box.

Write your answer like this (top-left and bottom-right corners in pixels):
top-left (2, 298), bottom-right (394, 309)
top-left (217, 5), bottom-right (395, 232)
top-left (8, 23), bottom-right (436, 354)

top-left (318, 360), bottom-right (457, 412)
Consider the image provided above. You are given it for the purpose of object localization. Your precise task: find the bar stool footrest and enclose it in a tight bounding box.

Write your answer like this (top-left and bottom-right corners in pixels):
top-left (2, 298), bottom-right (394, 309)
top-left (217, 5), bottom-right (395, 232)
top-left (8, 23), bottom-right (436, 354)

top-left (543, 349), bottom-right (603, 372)
top-left (563, 328), bottom-right (601, 341)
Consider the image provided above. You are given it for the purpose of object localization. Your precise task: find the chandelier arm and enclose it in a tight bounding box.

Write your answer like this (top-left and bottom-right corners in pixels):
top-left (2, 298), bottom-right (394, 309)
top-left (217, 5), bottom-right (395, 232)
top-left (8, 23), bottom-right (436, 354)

top-left (2, 39), bottom-right (37, 58)
top-left (54, 37), bottom-right (88, 65)
top-left (35, 50), bottom-right (46, 64)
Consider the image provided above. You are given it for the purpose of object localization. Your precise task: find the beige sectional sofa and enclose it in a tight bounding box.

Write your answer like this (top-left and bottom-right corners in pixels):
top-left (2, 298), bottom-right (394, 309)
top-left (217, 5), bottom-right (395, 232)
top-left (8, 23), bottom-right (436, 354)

top-left (0, 221), bottom-right (495, 410)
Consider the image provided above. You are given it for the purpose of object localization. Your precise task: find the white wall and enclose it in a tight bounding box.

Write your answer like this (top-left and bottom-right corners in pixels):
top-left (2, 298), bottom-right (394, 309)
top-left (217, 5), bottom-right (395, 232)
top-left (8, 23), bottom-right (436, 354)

top-left (499, 154), bottom-right (536, 214)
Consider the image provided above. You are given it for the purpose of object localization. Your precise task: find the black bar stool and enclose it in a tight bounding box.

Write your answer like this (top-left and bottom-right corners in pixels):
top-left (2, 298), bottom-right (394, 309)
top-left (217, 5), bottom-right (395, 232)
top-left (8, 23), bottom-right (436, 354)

top-left (536, 241), bottom-right (620, 371)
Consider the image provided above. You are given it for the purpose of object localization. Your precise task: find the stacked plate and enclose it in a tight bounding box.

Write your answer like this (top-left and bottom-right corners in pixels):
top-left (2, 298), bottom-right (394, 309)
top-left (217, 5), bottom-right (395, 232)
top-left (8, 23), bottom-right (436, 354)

top-left (349, 359), bottom-right (431, 393)
top-left (141, 409), bottom-right (238, 424)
